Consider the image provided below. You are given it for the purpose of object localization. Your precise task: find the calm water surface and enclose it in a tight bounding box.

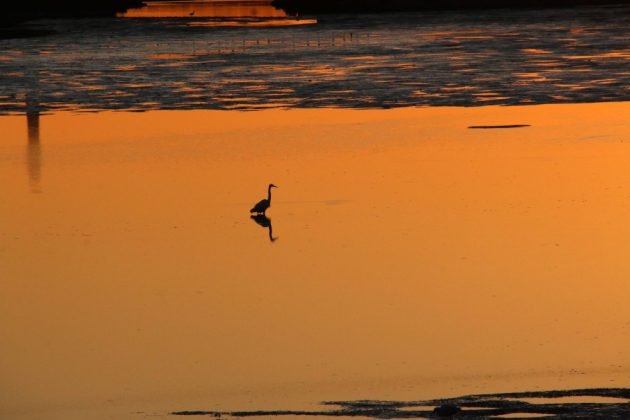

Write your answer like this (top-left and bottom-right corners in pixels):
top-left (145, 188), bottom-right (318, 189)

top-left (1, 3), bottom-right (629, 112)
top-left (1, 103), bottom-right (630, 419)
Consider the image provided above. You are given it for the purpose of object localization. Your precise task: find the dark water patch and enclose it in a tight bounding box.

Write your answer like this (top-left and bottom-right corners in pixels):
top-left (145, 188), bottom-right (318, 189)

top-left (0, 26), bottom-right (56, 39)
top-left (469, 124), bottom-right (531, 128)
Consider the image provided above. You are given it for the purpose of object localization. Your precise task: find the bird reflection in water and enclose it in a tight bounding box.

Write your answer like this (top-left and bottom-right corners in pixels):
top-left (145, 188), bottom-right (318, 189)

top-left (250, 214), bottom-right (278, 242)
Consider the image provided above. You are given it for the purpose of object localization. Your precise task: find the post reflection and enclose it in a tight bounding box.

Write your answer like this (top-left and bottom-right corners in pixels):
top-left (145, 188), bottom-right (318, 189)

top-left (250, 214), bottom-right (278, 242)
top-left (26, 96), bottom-right (42, 194)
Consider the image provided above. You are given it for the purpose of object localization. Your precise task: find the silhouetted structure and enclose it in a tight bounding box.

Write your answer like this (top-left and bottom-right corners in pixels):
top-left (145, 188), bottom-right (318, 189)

top-left (273, 0), bottom-right (630, 14)
top-left (251, 214), bottom-right (278, 242)
top-left (250, 184), bottom-right (278, 215)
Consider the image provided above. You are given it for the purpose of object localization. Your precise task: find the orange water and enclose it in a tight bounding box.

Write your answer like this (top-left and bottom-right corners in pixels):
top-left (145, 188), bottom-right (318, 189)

top-left (1, 103), bottom-right (629, 419)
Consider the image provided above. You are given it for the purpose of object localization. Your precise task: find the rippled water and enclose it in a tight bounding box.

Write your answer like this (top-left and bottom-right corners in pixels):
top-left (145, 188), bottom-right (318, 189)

top-left (1, 4), bottom-right (629, 113)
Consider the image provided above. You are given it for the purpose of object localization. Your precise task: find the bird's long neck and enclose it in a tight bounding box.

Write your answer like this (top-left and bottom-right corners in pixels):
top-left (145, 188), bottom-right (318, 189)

top-left (267, 186), bottom-right (273, 203)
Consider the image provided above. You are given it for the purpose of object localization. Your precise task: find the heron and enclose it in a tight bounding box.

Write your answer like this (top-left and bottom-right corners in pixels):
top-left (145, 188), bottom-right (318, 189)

top-left (250, 184), bottom-right (277, 215)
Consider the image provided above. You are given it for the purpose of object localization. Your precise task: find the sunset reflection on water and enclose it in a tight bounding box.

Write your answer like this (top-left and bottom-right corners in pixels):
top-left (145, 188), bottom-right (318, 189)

top-left (123, 0), bottom-right (288, 18)
top-left (1, 103), bottom-right (629, 419)
top-left (121, 0), bottom-right (316, 27)
top-left (2, 5), bottom-right (629, 113)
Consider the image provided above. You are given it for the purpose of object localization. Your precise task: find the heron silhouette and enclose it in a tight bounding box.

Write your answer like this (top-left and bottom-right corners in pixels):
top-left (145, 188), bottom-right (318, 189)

top-left (250, 214), bottom-right (278, 242)
top-left (250, 184), bottom-right (277, 215)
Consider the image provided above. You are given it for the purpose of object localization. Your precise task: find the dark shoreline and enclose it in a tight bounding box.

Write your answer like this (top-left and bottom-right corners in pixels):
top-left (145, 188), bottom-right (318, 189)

top-left (1, 0), bottom-right (144, 27)
top-left (172, 387), bottom-right (630, 418)
top-left (1, 0), bottom-right (144, 39)
top-left (273, 0), bottom-right (630, 14)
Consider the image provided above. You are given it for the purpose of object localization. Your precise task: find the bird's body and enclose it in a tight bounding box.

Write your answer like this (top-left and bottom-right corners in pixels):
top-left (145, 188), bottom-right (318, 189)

top-left (250, 184), bottom-right (277, 215)
top-left (250, 198), bottom-right (270, 214)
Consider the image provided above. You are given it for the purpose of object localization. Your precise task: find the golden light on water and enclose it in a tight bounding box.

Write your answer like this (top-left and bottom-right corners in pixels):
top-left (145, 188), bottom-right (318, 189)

top-left (1, 103), bottom-right (629, 419)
